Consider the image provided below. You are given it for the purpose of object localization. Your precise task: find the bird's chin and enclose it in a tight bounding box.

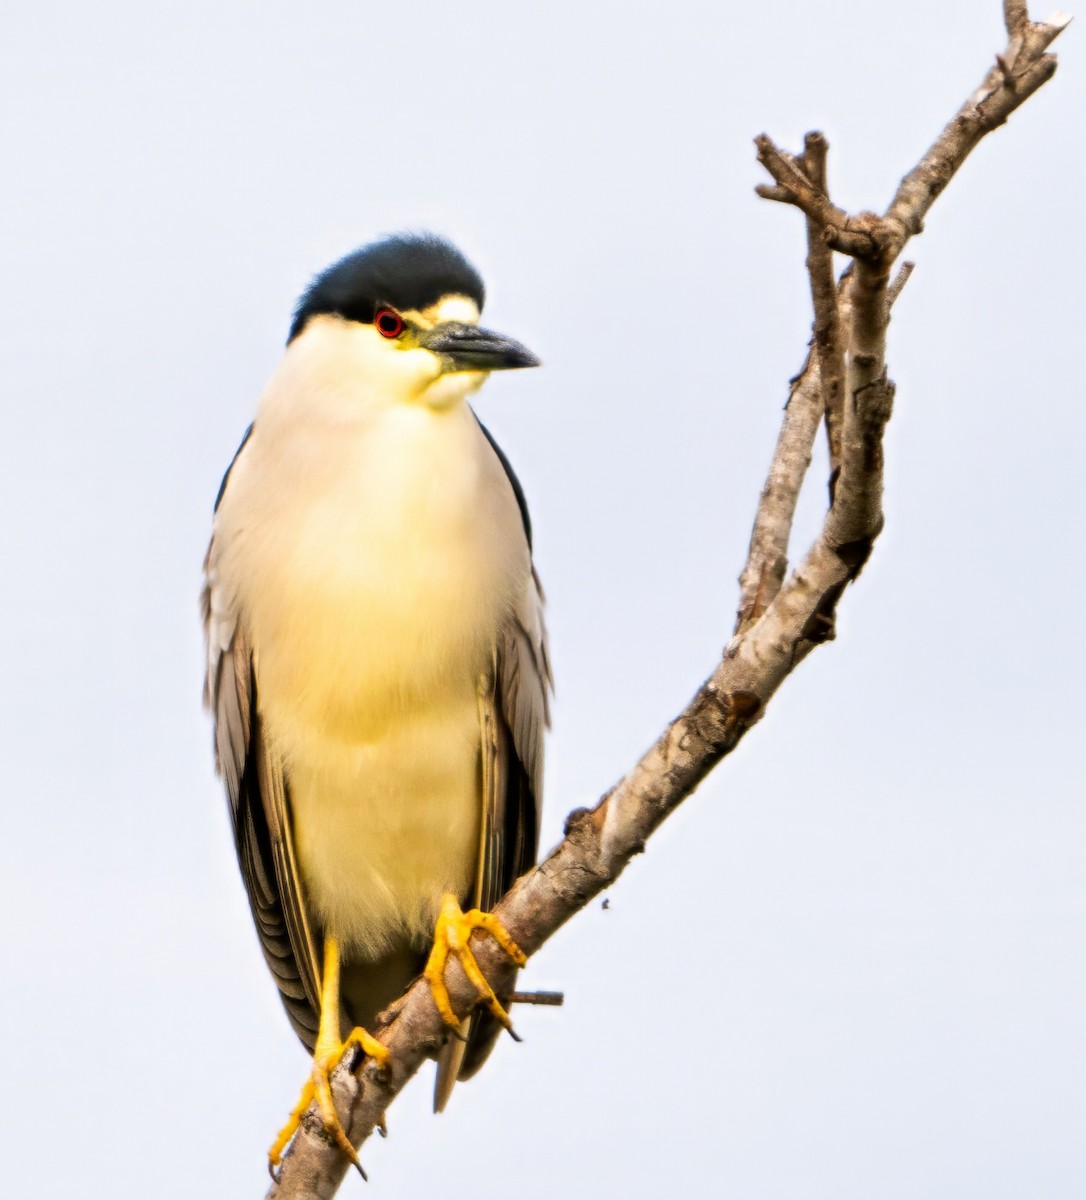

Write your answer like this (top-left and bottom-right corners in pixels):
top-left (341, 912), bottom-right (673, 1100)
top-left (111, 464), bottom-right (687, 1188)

top-left (422, 370), bottom-right (487, 410)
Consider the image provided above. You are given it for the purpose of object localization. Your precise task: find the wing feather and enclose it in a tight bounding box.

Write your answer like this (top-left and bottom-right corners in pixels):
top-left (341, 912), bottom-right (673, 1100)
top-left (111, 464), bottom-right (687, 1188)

top-left (203, 446), bottom-right (322, 1051)
top-left (437, 431), bottom-right (552, 1099)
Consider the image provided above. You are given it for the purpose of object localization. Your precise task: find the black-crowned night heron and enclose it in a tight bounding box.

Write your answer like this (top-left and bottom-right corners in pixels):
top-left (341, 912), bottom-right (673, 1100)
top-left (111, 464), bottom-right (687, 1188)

top-left (202, 233), bottom-right (550, 1173)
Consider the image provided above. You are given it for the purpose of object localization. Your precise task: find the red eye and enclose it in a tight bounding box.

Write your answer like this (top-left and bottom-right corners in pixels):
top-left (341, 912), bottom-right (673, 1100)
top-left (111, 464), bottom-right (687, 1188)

top-left (375, 308), bottom-right (404, 338)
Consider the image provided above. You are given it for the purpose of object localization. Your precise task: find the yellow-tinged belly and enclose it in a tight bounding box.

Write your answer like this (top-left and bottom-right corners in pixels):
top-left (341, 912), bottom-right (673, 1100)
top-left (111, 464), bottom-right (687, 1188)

top-left (287, 696), bottom-right (483, 959)
top-left (226, 402), bottom-right (519, 956)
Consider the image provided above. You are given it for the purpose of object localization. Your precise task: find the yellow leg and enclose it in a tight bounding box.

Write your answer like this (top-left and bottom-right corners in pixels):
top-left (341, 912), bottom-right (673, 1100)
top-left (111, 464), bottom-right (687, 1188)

top-left (268, 936), bottom-right (391, 1178)
top-left (424, 894), bottom-right (527, 1036)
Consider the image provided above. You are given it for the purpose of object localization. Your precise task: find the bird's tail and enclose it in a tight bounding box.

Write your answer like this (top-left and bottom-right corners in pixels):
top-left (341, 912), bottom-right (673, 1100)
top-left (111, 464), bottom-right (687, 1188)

top-left (433, 1016), bottom-right (471, 1112)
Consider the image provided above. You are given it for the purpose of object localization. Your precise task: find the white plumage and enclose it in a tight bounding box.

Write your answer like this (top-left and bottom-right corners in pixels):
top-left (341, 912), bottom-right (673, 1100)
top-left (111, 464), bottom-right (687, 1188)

top-left (211, 310), bottom-right (533, 958)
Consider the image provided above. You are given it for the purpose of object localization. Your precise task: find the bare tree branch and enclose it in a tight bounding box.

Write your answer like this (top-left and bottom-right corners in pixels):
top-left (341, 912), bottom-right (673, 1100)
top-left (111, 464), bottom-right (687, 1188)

top-left (757, 9), bottom-right (1070, 267)
top-left (733, 348), bottom-right (823, 637)
top-left (754, 136), bottom-right (881, 258)
top-left (265, 6), bottom-right (1067, 1196)
top-left (737, 125), bottom-right (914, 641)
top-left (801, 133), bottom-right (848, 474)
top-left (886, 260), bottom-right (915, 310)
top-left (885, 11), bottom-right (1070, 245)
top-left (1005, 0), bottom-right (1032, 36)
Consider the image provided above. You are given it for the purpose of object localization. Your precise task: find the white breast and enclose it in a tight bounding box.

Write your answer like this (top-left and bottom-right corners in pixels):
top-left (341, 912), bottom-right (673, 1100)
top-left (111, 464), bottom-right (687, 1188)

top-left (213, 326), bottom-right (528, 956)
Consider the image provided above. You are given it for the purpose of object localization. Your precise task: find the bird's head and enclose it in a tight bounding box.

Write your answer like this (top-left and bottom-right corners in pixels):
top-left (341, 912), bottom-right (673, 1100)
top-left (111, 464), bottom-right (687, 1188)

top-left (287, 233), bottom-right (539, 410)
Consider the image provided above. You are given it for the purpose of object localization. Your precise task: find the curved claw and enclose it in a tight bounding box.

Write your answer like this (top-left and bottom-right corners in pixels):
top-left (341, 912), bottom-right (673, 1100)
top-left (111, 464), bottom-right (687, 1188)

top-left (268, 936), bottom-right (390, 1178)
top-left (424, 895), bottom-right (527, 1035)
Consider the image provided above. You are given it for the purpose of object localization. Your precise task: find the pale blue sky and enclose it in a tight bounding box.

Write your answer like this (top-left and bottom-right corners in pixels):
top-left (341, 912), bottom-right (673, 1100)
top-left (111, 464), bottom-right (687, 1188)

top-left (2, 3), bottom-right (1083, 1197)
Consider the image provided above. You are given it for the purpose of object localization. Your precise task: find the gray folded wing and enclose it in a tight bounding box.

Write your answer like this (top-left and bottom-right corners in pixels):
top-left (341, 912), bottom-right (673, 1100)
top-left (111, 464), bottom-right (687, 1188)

top-left (202, 528), bottom-right (322, 1050)
top-left (435, 423), bottom-right (553, 1106)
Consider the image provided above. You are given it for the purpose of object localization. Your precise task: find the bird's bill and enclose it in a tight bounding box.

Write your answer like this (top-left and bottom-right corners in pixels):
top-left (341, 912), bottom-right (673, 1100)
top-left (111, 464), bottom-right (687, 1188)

top-left (420, 322), bottom-right (540, 372)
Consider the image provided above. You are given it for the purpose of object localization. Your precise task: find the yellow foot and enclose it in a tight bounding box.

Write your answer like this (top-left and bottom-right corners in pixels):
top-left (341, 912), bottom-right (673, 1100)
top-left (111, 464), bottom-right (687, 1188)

top-left (267, 934), bottom-right (390, 1179)
top-left (424, 894), bottom-right (527, 1037)
top-left (267, 1026), bottom-right (390, 1179)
